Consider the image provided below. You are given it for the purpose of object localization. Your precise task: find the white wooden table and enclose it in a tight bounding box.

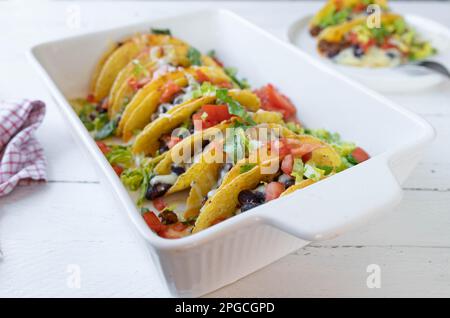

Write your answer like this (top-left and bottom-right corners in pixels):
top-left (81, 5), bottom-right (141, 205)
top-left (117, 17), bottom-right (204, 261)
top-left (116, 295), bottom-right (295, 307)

top-left (1, 1), bottom-right (449, 298)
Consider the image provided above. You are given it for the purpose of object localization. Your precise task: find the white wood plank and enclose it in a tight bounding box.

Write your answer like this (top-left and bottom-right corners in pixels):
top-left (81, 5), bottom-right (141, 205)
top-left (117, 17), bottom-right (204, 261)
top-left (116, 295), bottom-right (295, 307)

top-left (207, 245), bottom-right (450, 298)
top-left (1, 1), bottom-right (450, 298)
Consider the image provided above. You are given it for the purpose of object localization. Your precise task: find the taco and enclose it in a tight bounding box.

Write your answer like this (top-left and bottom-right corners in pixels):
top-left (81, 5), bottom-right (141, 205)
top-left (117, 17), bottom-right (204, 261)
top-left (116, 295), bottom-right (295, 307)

top-left (309, 0), bottom-right (389, 36)
top-left (191, 128), bottom-right (342, 233)
top-left (131, 88), bottom-right (261, 156)
top-left (117, 66), bottom-right (235, 140)
top-left (317, 13), bottom-right (436, 67)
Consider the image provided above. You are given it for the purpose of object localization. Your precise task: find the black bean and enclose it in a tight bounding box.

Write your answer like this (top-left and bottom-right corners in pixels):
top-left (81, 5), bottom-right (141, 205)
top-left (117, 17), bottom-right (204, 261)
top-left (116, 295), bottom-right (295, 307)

top-left (159, 144), bottom-right (169, 154)
top-left (284, 178), bottom-right (295, 188)
top-left (353, 45), bottom-right (364, 58)
top-left (159, 210), bottom-right (178, 224)
top-left (238, 190), bottom-right (265, 205)
top-left (241, 201), bottom-right (263, 213)
top-left (145, 182), bottom-right (171, 200)
top-left (386, 52), bottom-right (396, 59)
top-left (309, 25), bottom-right (322, 37)
top-left (171, 165), bottom-right (185, 176)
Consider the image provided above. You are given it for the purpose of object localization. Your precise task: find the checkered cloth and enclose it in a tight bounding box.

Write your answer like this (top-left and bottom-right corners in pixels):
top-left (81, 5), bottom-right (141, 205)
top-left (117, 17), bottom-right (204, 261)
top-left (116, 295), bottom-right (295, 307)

top-left (0, 100), bottom-right (47, 197)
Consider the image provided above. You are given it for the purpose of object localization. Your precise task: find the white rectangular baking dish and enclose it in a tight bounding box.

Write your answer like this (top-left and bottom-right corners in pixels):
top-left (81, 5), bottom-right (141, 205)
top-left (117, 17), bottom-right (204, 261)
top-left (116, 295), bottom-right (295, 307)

top-left (29, 9), bottom-right (435, 297)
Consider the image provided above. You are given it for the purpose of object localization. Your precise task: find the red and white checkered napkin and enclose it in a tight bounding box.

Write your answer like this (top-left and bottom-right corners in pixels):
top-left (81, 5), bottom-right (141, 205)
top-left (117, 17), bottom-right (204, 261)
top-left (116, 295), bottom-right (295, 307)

top-left (0, 100), bottom-right (47, 197)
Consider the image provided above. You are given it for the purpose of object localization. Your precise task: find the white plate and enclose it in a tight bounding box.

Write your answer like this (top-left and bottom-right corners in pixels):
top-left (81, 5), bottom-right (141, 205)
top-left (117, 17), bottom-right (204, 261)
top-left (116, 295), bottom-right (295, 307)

top-left (29, 9), bottom-right (434, 297)
top-left (287, 14), bottom-right (450, 93)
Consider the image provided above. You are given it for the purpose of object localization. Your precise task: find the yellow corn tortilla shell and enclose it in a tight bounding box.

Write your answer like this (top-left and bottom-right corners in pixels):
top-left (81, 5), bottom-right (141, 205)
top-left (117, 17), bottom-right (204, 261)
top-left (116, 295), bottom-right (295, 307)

top-left (192, 161), bottom-right (275, 233)
top-left (91, 33), bottom-right (189, 102)
top-left (121, 74), bottom-right (189, 141)
top-left (118, 66), bottom-right (235, 139)
top-left (89, 42), bottom-right (121, 94)
top-left (132, 95), bottom-right (216, 156)
top-left (310, 0), bottom-right (388, 29)
top-left (108, 44), bottom-right (193, 116)
top-left (132, 89), bottom-right (262, 156)
top-left (154, 122), bottom-right (230, 175)
top-left (318, 13), bottom-right (401, 43)
top-left (166, 146), bottom-right (222, 195)
top-left (280, 179), bottom-right (316, 197)
top-left (91, 37), bottom-right (146, 101)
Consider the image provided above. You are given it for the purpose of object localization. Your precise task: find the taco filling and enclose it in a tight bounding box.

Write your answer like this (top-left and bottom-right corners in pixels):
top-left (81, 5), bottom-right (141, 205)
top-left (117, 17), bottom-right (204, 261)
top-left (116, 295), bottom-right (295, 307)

top-left (309, 0), bottom-right (389, 36)
top-left (71, 28), bottom-right (371, 239)
top-left (316, 12), bottom-right (436, 67)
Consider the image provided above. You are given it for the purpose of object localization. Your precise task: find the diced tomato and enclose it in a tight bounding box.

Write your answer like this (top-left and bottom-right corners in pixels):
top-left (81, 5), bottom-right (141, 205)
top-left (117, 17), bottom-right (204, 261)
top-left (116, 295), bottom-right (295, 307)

top-left (192, 104), bottom-right (232, 129)
top-left (270, 139), bottom-right (290, 159)
top-left (195, 69), bottom-right (210, 83)
top-left (290, 143), bottom-right (321, 158)
top-left (137, 77), bottom-right (151, 89)
top-left (254, 84), bottom-right (296, 120)
top-left (96, 141), bottom-right (111, 154)
top-left (202, 104), bottom-right (232, 123)
top-left (281, 154), bottom-right (294, 175)
top-left (127, 77), bottom-right (139, 91)
top-left (160, 80), bottom-right (182, 103)
top-left (216, 81), bottom-right (233, 89)
top-left (143, 211), bottom-right (167, 234)
top-left (381, 39), bottom-right (398, 50)
top-left (302, 152), bottom-right (312, 163)
top-left (167, 136), bottom-right (182, 149)
top-left (192, 112), bottom-right (208, 129)
top-left (86, 94), bottom-right (96, 103)
top-left (361, 38), bottom-right (376, 53)
top-left (172, 222), bottom-right (188, 232)
top-left (352, 3), bottom-right (365, 13)
top-left (265, 182), bottom-right (285, 202)
top-left (348, 32), bottom-right (359, 45)
top-left (100, 97), bottom-right (109, 110)
top-left (112, 165), bottom-right (124, 176)
top-left (351, 147), bottom-right (370, 163)
top-left (152, 197), bottom-right (166, 211)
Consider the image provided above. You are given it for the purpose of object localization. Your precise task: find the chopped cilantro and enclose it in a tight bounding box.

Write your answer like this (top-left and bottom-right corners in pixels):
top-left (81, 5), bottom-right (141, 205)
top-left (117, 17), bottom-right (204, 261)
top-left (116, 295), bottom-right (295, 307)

top-left (187, 47), bottom-right (202, 66)
top-left (150, 28), bottom-right (171, 35)
top-left (224, 67), bottom-right (250, 89)
top-left (94, 118), bottom-right (117, 140)
top-left (240, 163), bottom-right (257, 174)
top-left (216, 88), bottom-right (255, 125)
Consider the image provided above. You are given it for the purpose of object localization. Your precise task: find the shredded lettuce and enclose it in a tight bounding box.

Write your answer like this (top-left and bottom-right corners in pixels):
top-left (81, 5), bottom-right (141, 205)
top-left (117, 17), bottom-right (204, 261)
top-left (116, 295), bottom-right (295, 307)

top-left (106, 145), bottom-right (133, 167)
top-left (291, 158), bottom-right (304, 183)
top-left (303, 164), bottom-right (325, 182)
top-left (151, 28), bottom-right (171, 35)
top-left (224, 67), bottom-right (250, 89)
top-left (240, 163), bottom-right (256, 174)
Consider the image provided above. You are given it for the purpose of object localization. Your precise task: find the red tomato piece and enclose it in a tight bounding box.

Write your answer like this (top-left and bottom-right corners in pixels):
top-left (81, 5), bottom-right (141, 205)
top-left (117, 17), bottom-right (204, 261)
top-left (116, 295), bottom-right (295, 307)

top-left (352, 3), bottom-right (365, 12)
top-left (160, 80), bottom-right (182, 103)
top-left (254, 84), bottom-right (296, 119)
top-left (143, 212), bottom-right (167, 234)
top-left (281, 154), bottom-right (294, 175)
top-left (96, 141), bottom-right (111, 154)
top-left (265, 182), bottom-right (285, 202)
top-left (137, 77), bottom-right (151, 89)
top-left (172, 222), bottom-right (188, 232)
top-left (361, 39), bottom-right (376, 53)
top-left (195, 69), bottom-right (210, 83)
top-left (112, 165), bottom-right (124, 176)
top-left (86, 94), bottom-right (96, 103)
top-left (167, 136), bottom-right (182, 149)
top-left (152, 197), bottom-right (166, 211)
top-left (351, 147), bottom-right (370, 163)
top-left (290, 143), bottom-right (321, 158)
top-left (202, 104), bottom-right (232, 123)
top-left (127, 77), bottom-right (139, 91)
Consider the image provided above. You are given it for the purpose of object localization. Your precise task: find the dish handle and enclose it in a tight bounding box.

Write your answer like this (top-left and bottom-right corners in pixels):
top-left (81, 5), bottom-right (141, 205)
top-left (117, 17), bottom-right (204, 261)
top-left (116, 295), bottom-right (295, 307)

top-left (258, 157), bottom-right (402, 242)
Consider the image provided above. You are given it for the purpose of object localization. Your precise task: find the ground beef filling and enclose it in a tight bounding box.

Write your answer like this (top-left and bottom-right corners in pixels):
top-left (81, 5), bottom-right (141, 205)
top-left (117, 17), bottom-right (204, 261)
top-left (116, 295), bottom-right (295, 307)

top-left (318, 39), bottom-right (351, 58)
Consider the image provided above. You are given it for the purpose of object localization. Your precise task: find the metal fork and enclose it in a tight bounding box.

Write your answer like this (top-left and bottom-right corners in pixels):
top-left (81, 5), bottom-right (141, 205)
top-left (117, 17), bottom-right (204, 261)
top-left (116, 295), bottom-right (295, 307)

top-left (402, 60), bottom-right (450, 78)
